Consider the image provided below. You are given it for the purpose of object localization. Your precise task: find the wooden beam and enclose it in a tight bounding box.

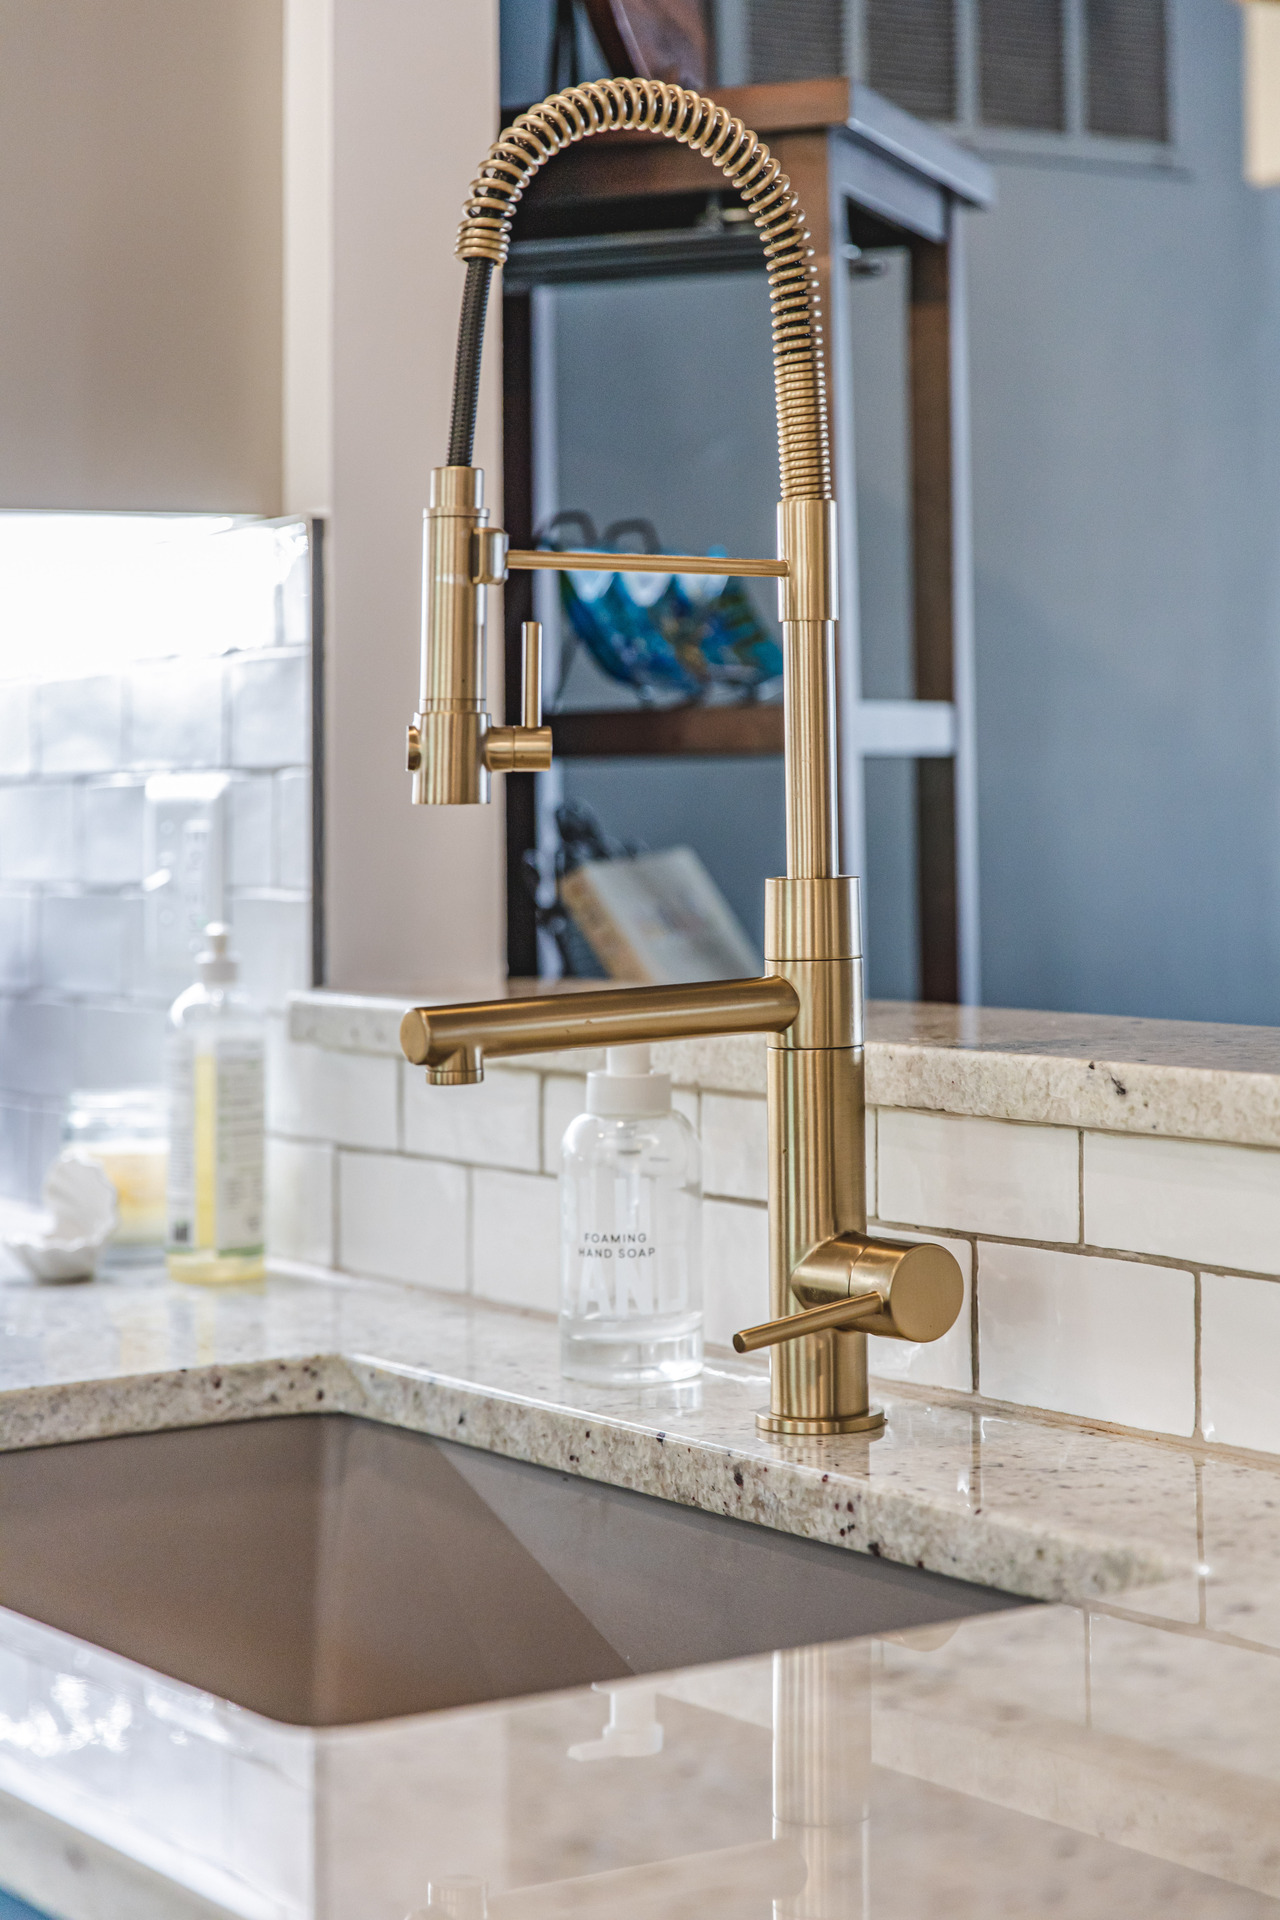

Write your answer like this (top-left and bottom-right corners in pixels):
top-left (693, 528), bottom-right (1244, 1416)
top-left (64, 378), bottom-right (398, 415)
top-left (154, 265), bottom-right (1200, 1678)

top-left (909, 237), bottom-right (959, 1003)
top-left (551, 703), bottom-right (784, 758)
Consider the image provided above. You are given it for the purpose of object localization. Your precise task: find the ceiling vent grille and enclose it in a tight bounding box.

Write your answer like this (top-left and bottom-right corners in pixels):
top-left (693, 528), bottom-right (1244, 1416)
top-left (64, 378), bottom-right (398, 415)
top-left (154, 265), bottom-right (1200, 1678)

top-left (865, 0), bottom-right (957, 122)
top-left (1085, 0), bottom-right (1168, 140)
top-left (740, 0), bottom-right (1169, 149)
top-left (978, 0), bottom-right (1066, 130)
top-left (747, 0), bottom-right (843, 84)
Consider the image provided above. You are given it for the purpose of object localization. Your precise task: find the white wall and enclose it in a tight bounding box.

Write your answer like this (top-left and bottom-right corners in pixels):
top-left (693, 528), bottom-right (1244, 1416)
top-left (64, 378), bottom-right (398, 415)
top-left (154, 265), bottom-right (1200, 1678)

top-left (323, 0), bottom-right (507, 995)
top-left (0, 0), bottom-right (283, 514)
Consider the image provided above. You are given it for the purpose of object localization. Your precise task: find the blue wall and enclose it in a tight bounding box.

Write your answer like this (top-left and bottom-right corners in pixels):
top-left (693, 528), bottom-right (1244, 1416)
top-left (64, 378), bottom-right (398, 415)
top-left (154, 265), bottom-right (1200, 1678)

top-left (967, 0), bottom-right (1280, 1021)
top-left (514, 0), bottom-right (1280, 1022)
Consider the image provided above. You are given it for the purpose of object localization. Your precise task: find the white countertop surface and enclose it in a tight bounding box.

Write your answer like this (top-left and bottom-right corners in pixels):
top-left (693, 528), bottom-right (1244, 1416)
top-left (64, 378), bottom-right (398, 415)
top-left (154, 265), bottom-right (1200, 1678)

top-left (2, 1264), bottom-right (1280, 1918)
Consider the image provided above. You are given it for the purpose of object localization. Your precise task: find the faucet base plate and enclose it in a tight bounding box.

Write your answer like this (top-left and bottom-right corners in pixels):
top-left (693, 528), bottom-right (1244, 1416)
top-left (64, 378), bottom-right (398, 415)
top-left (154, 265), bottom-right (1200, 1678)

top-left (756, 1406), bottom-right (885, 1437)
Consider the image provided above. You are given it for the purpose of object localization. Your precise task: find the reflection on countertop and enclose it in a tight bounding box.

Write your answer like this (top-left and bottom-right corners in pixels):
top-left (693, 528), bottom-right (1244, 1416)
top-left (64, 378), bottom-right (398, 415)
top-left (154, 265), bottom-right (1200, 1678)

top-left (0, 1267), bottom-right (1278, 1916)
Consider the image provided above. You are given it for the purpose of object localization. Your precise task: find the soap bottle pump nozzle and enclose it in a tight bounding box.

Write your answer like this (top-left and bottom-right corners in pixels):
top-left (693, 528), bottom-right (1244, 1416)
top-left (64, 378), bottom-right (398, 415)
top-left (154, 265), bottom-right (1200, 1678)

top-left (197, 922), bottom-right (238, 988)
top-left (587, 1042), bottom-right (671, 1117)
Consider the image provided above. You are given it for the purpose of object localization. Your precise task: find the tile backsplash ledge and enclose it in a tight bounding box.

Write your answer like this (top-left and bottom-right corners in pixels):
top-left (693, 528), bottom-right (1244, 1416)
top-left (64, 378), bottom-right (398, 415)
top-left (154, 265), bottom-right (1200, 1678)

top-left (270, 995), bottom-right (1280, 1462)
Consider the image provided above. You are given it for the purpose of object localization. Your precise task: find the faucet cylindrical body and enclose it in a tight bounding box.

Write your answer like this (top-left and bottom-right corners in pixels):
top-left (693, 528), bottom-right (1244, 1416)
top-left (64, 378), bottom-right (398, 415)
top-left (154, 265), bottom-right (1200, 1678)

top-left (763, 875), bottom-right (876, 1434)
top-left (413, 465), bottom-right (490, 804)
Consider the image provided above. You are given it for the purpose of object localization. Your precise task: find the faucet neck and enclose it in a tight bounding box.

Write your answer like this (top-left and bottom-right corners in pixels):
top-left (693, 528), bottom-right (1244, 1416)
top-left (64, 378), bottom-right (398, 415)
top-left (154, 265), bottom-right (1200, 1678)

top-left (448, 80), bottom-right (831, 506)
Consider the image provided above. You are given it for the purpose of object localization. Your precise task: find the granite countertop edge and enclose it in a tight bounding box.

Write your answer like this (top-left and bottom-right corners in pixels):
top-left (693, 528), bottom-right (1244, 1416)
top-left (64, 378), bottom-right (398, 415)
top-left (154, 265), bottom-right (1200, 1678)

top-left (290, 991), bottom-right (1280, 1148)
top-left (0, 1332), bottom-right (1176, 1609)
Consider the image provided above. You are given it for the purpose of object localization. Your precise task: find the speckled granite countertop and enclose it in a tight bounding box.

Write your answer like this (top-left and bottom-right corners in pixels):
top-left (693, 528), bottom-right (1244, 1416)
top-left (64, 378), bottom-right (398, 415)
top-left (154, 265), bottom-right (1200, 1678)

top-left (0, 1261), bottom-right (1230, 1604)
top-left (4, 1266), bottom-right (1280, 1917)
top-left (293, 989), bottom-right (1280, 1147)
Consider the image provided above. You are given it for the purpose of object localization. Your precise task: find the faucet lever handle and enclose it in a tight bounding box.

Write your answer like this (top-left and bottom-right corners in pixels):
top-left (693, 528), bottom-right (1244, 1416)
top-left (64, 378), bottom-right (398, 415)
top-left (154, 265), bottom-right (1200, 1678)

top-left (734, 1288), bottom-right (884, 1354)
top-left (522, 620), bottom-right (543, 731)
top-left (482, 619), bottom-right (553, 775)
top-left (732, 1232), bottom-right (964, 1356)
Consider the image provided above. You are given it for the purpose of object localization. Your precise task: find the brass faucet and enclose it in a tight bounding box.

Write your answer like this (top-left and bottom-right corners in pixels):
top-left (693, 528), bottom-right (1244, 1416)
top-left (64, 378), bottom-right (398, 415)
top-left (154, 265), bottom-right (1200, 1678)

top-left (400, 80), bottom-right (963, 1434)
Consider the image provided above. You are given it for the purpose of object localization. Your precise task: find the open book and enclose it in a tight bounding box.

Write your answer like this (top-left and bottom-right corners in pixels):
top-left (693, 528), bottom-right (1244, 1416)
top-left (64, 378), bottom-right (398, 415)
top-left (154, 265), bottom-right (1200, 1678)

top-left (561, 846), bottom-right (763, 984)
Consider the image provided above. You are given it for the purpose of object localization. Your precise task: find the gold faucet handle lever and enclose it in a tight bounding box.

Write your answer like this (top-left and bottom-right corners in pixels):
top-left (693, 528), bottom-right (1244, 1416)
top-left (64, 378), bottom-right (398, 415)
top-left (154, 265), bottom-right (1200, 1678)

top-left (734, 1289), bottom-right (884, 1354)
top-left (482, 620), bottom-right (552, 775)
top-left (521, 620), bottom-right (543, 731)
top-left (732, 1233), bottom-right (964, 1356)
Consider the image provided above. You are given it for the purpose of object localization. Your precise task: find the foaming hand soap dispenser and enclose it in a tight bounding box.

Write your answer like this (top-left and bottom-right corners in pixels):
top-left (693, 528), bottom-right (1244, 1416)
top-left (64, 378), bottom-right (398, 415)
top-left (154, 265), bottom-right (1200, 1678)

top-left (559, 1045), bottom-right (702, 1385)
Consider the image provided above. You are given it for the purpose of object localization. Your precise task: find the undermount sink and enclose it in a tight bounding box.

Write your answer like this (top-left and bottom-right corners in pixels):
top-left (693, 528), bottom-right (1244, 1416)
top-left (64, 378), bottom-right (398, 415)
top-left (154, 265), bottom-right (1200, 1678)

top-left (0, 1414), bottom-right (1022, 1726)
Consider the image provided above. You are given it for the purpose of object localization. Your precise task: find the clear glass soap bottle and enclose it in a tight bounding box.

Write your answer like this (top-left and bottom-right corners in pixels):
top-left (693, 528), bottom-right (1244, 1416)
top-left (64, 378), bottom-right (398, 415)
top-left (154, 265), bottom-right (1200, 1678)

top-left (560, 1045), bottom-right (702, 1384)
top-left (165, 924), bottom-right (266, 1284)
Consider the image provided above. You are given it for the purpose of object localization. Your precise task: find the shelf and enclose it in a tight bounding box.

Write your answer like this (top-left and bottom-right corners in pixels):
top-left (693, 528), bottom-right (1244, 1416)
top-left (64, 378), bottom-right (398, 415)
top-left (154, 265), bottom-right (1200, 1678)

top-left (549, 703), bottom-right (784, 759)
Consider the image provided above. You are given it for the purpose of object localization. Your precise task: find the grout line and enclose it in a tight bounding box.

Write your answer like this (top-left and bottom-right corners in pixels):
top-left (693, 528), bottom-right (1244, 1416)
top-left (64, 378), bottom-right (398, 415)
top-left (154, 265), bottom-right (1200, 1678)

top-left (330, 1142), bottom-right (342, 1272)
top-left (1077, 1128), bottom-right (1085, 1243)
top-left (1195, 1453), bottom-right (1207, 1629)
top-left (1085, 1598), bottom-right (1280, 1662)
top-left (464, 1165), bottom-right (475, 1295)
top-left (1193, 1272), bottom-right (1203, 1442)
top-left (873, 1219), bottom-right (1280, 1286)
top-left (969, 1235), bottom-right (980, 1395)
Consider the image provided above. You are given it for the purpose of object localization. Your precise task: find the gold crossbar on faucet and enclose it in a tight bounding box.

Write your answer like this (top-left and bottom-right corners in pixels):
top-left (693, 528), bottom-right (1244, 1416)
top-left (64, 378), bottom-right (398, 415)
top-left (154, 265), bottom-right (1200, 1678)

top-left (402, 80), bottom-right (965, 1436)
top-left (506, 549), bottom-right (789, 579)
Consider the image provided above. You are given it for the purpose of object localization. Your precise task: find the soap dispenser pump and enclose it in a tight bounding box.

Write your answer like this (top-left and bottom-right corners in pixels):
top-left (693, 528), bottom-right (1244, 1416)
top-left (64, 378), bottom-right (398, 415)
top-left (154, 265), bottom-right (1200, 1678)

top-left (559, 1045), bottom-right (702, 1385)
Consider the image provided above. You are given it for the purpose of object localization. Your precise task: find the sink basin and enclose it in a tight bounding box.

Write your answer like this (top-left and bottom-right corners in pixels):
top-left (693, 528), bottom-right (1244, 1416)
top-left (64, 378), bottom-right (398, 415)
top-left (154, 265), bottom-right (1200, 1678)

top-left (0, 1414), bottom-right (1022, 1725)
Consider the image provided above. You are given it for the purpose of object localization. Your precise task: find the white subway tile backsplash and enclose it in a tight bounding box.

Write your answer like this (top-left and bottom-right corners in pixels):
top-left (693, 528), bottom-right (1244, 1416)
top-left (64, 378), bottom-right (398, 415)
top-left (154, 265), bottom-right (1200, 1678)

top-left (274, 768), bottom-right (310, 890)
top-left (867, 1232), bottom-right (974, 1392)
top-left (227, 777), bottom-right (274, 888)
top-left (267, 1137), bottom-right (335, 1267)
top-left (0, 684), bottom-right (33, 776)
top-left (40, 895), bottom-right (142, 996)
top-left (702, 1092), bottom-right (768, 1202)
top-left (542, 1075), bottom-right (588, 1172)
top-left (878, 1110), bottom-right (1080, 1243)
top-left (403, 1065), bottom-right (540, 1171)
top-left (0, 1108), bottom-right (35, 1202)
top-left (0, 785), bottom-right (75, 882)
top-left (267, 1031), bottom-right (397, 1150)
top-left (79, 780), bottom-right (145, 885)
top-left (1200, 1273), bottom-right (1280, 1452)
top-left (230, 654), bottom-right (309, 769)
top-left (472, 1167), bottom-right (559, 1311)
top-left (1085, 1131), bottom-right (1280, 1276)
top-left (702, 1197), bottom-right (769, 1350)
top-left (0, 999), bottom-right (77, 1097)
top-left (36, 677), bottom-right (123, 774)
top-left (127, 658), bottom-right (224, 768)
top-left (75, 1003), bottom-right (166, 1091)
top-left (231, 894), bottom-right (310, 1011)
top-left (0, 895), bottom-right (33, 988)
top-left (977, 1242), bottom-right (1195, 1434)
top-left (337, 1150), bottom-right (466, 1289)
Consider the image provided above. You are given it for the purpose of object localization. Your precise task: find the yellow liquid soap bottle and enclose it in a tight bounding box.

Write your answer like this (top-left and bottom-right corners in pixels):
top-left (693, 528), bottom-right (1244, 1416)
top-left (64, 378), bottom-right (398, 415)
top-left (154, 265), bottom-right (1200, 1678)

top-left (165, 924), bottom-right (266, 1284)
